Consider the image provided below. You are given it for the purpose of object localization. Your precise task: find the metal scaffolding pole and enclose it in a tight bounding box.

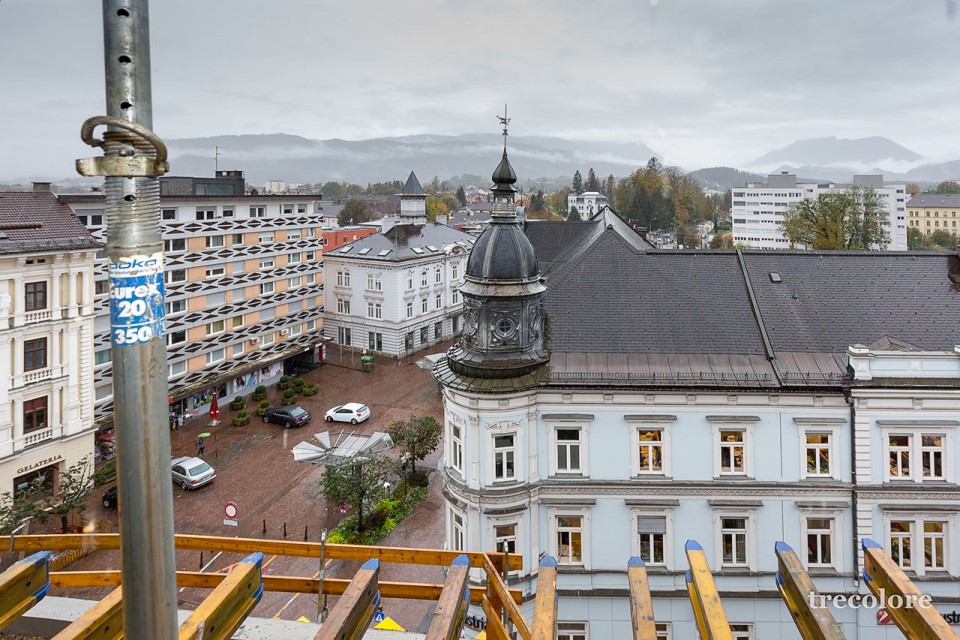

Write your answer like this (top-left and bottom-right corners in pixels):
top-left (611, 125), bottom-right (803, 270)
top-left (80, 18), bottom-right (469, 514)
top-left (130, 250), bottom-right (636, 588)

top-left (77, 1), bottom-right (177, 637)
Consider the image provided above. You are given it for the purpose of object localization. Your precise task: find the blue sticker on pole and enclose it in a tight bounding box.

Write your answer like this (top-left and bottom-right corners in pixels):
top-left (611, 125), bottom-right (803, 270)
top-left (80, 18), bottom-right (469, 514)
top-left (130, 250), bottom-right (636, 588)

top-left (109, 253), bottom-right (166, 346)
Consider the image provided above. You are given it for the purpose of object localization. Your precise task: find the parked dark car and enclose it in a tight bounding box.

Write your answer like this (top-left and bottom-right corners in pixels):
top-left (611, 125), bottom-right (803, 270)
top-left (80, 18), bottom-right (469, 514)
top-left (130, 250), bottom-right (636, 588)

top-left (102, 486), bottom-right (118, 509)
top-left (263, 405), bottom-right (312, 428)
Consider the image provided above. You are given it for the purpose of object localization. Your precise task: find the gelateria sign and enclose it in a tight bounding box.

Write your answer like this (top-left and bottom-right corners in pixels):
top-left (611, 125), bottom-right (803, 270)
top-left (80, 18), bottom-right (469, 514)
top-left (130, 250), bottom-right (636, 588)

top-left (16, 454), bottom-right (63, 475)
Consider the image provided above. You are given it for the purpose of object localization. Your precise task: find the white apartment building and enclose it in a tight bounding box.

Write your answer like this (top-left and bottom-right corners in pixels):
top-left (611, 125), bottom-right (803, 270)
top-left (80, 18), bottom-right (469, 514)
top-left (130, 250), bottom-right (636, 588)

top-left (323, 172), bottom-right (476, 357)
top-left (732, 173), bottom-right (907, 250)
top-left (0, 185), bottom-right (100, 496)
top-left (567, 191), bottom-right (608, 220)
top-left (60, 172), bottom-right (327, 423)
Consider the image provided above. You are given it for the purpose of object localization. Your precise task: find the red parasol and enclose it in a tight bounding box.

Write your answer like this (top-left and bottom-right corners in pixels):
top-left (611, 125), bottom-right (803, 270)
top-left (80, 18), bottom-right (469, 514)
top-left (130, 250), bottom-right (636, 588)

top-left (209, 392), bottom-right (220, 421)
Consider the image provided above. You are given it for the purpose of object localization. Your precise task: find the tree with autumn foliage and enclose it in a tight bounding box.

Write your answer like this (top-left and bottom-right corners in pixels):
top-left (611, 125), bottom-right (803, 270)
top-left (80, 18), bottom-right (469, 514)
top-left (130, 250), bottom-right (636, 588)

top-left (782, 186), bottom-right (889, 250)
top-left (425, 197), bottom-right (448, 222)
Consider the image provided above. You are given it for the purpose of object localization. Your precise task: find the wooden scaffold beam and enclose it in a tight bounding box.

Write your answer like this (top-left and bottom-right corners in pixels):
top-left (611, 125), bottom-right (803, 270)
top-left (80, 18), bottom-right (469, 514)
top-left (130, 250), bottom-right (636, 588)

top-left (425, 554), bottom-right (471, 640)
top-left (0, 550), bottom-right (51, 632)
top-left (684, 540), bottom-right (733, 640)
top-left (627, 556), bottom-right (658, 640)
top-left (177, 551), bottom-right (264, 640)
top-left (774, 541), bottom-right (846, 640)
top-left (314, 557), bottom-right (380, 640)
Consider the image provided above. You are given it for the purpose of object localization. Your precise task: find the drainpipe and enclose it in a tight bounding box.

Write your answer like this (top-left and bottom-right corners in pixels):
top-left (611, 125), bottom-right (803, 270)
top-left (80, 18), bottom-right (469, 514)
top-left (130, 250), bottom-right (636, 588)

top-left (76, 1), bottom-right (177, 637)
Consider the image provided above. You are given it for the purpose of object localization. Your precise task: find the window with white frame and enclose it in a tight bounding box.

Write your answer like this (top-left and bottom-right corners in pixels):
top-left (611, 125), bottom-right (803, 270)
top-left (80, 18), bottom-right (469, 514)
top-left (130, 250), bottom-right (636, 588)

top-left (259, 231), bottom-right (274, 243)
top-left (452, 262), bottom-right (459, 280)
top-left (206, 320), bottom-right (225, 335)
top-left (166, 299), bottom-right (186, 315)
top-left (288, 276), bottom-right (301, 288)
top-left (259, 257), bottom-right (275, 269)
top-left (289, 324), bottom-right (302, 336)
top-left (421, 297), bottom-right (428, 313)
top-left (719, 430), bottom-right (746, 474)
top-left (406, 300), bottom-right (413, 318)
top-left (288, 229), bottom-right (302, 240)
top-left (435, 293), bottom-right (442, 309)
top-left (884, 429), bottom-right (950, 482)
top-left (205, 265), bottom-right (225, 278)
top-left (805, 516), bottom-right (835, 567)
top-left (337, 270), bottom-right (350, 287)
top-left (888, 517), bottom-right (950, 574)
top-left (633, 427), bottom-right (665, 475)
top-left (261, 332), bottom-right (275, 345)
top-left (804, 431), bottom-right (833, 478)
top-left (249, 206), bottom-right (265, 218)
top-left (450, 509), bottom-right (465, 551)
top-left (421, 270), bottom-right (428, 287)
top-left (306, 319), bottom-right (316, 331)
top-left (552, 426), bottom-right (585, 475)
top-left (556, 515), bottom-right (584, 565)
top-left (337, 327), bottom-right (351, 345)
top-left (366, 302), bottom-right (382, 319)
top-left (730, 623), bottom-right (754, 640)
top-left (206, 348), bottom-right (225, 364)
top-left (435, 266), bottom-right (442, 283)
top-left (406, 272), bottom-right (413, 290)
top-left (232, 343), bottom-right (243, 356)
top-left (452, 290), bottom-right (459, 304)
top-left (720, 516), bottom-right (749, 567)
top-left (366, 272), bottom-right (382, 291)
top-left (493, 434), bottom-right (515, 481)
top-left (556, 621), bottom-right (587, 640)
top-left (168, 360), bottom-right (186, 378)
top-left (306, 272), bottom-right (316, 284)
top-left (205, 235), bottom-right (224, 248)
top-left (450, 422), bottom-right (464, 474)
top-left (494, 523), bottom-right (517, 555)
top-left (636, 515), bottom-right (667, 565)
top-left (338, 298), bottom-right (351, 314)
top-left (655, 623), bottom-right (670, 640)
top-left (288, 252), bottom-right (302, 264)
top-left (260, 281), bottom-right (275, 295)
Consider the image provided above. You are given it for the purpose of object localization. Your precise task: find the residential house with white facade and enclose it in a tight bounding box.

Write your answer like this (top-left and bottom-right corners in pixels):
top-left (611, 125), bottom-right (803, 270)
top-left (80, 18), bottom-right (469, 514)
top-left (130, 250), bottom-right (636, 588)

top-left (567, 191), bottom-right (609, 221)
top-left (324, 172), bottom-right (476, 357)
top-left (433, 147), bottom-right (960, 638)
top-left (61, 171), bottom-right (326, 423)
top-left (0, 184), bottom-right (100, 496)
top-left (732, 172), bottom-right (907, 250)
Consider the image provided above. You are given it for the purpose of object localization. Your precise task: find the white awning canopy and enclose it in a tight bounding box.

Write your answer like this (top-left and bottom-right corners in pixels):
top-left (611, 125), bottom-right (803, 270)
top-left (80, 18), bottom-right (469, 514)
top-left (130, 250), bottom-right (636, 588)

top-left (292, 430), bottom-right (394, 464)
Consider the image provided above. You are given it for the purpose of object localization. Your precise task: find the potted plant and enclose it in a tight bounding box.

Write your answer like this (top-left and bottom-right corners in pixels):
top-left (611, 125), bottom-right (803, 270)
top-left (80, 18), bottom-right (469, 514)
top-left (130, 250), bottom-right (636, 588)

top-left (252, 385), bottom-right (267, 402)
top-left (232, 410), bottom-right (250, 426)
top-left (282, 388), bottom-right (296, 403)
top-left (278, 375), bottom-right (290, 391)
top-left (293, 377), bottom-right (306, 391)
top-left (228, 396), bottom-right (245, 411)
top-left (303, 383), bottom-right (319, 396)
top-left (256, 400), bottom-right (270, 416)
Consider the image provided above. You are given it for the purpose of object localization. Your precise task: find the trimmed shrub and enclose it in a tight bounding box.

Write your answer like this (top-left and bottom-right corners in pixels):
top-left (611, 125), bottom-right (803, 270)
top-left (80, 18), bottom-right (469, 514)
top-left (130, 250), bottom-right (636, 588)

top-left (232, 411), bottom-right (250, 426)
top-left (228, 396), bottom-right (245, 411)
top-left (282, 389), bottom-right (296, 402)
top-left (293, 377), bottom-right (306, 389)
top-left (278, 375), bottom-right (290, 390)
top-left (252, 385), bottom-right (267, 402)
top-left (302, 384), bottom-right (319, 396)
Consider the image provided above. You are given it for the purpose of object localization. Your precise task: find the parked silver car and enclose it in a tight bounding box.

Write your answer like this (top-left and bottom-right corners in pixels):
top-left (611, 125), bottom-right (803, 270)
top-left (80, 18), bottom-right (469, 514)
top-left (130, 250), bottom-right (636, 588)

top-left (171, 456), bottom-right (216, 490)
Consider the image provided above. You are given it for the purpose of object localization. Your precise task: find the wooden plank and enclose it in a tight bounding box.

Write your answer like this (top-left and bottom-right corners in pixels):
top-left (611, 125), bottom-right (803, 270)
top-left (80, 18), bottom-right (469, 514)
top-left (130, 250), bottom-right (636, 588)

top-left (484, 557), bottom-right (531, 640)
top-left (482, 594), bottom-right (510, 640)
top-left (0, 550), bottom-right (51, 631)
top-left (627, 556), bottom-right (657, 640)
top-left (49, 571), bottom-right (521, 604)
top-left (530, 556), bottom-right (558, 640)
top-left (774, 542), bottom-right (845, 640)
top-left (424, 554), bottom-right (471, 640)
top-left (178, 552), bottom-right (263, 640)
top-left (313, 558), bottom-right (379, 640)
top-left (684, 540), bottom-right (733, 640)
top-left (12, 534), bottom-right (522, 571)
top-left (51, 587), bottom-right (123, 640)
top-left (862, 538), bottom-right (958, 640)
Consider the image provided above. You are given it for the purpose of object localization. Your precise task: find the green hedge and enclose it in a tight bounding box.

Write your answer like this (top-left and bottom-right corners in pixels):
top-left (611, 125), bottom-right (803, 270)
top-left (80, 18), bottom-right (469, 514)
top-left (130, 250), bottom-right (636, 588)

top-left (326, 487), bottom-right (427, 545)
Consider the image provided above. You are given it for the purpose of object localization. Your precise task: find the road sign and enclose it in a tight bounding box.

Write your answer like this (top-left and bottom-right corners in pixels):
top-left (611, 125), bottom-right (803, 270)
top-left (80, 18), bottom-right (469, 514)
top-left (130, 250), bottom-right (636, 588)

top-left (222, 519), bottom-right (238, 527)
top-left (374, 611), bottom-right (385, 623)
top-left (224, 502), bottom-right (239, 519)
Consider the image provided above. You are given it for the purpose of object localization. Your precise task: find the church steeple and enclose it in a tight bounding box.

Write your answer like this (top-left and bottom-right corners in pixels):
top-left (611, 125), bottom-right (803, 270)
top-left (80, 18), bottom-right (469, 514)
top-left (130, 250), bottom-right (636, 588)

top-left (444, 111), bottom-right (549, 381)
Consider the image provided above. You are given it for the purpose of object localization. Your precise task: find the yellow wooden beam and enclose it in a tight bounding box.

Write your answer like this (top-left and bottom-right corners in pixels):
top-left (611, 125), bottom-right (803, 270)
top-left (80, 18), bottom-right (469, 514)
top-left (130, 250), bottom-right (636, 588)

top-left (627, 556), bottom-right (658, 640)
top-left (483, 556), bottom-right (531, 640)
top-left (482, 594), bottom-right (510, 640)
top-left (0, 550), bottom-right (51, 631)
top-left (49, 570), bottom-right (522, 604)
top-left (313, 558), bottom-right (379, 640)
top-left (51, 587), bottom-right (123, 640)
top-left (684, 540), bottom-right (733, 640)
top-left (10, 534), bottom-right (522, 571)
top-left (531, 556), bottom-right (558, 640)
top-left (425, 554), bottom-right (471, 640)
top-left (177, 552), bottom-right (263, 640)
top-left (862, 538), bottom-right (958, 640)
top-left (774, 542), bottom-right (845, 640)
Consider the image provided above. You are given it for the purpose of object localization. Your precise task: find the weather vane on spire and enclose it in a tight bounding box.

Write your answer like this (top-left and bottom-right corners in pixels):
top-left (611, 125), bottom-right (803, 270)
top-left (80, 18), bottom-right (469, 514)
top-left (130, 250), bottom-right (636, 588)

top-left (497, 104), bottom-right (510, 150)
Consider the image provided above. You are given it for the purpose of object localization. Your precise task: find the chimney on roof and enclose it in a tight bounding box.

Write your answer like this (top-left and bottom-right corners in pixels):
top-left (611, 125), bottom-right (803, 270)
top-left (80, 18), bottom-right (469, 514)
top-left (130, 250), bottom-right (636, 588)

top-left (32, 182), bottom-right (51, 193)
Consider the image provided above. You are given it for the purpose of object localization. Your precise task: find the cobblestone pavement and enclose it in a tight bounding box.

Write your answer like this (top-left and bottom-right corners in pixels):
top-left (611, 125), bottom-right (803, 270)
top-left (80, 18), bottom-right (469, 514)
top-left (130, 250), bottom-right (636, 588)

top-left (40, 342), bottom-right (453, 632)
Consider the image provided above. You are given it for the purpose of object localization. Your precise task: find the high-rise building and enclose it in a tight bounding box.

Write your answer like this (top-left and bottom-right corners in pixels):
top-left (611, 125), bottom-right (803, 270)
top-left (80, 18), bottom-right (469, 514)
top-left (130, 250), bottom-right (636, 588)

top-left (60, 172), bottom-right (326, 423)
top-left (731, 172), bottom-right (907, 250)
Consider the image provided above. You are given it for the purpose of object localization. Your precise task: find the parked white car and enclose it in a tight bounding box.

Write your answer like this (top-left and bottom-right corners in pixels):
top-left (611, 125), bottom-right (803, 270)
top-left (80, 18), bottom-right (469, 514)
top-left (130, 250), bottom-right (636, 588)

top-left (324, 403), bottom-right (371, 424)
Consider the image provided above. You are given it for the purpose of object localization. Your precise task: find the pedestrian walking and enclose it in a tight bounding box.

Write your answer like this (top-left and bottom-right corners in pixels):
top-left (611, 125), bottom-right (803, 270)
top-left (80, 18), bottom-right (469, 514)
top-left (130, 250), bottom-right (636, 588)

top-left (196, 436), bottom-right (205, 457)
top-left (177, 414), bottom-right (185, 430)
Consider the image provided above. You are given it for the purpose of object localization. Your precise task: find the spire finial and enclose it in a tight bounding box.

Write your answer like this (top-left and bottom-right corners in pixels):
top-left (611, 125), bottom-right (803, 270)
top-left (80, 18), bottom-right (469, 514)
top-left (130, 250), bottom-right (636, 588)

top-left (497, 104), bottom-right (510, 151)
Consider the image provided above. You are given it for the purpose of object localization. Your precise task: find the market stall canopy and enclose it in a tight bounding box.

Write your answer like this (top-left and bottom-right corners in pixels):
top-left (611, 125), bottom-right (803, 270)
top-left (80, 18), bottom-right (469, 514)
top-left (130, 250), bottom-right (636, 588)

top-left (292, 430), bottom-right (394, 464)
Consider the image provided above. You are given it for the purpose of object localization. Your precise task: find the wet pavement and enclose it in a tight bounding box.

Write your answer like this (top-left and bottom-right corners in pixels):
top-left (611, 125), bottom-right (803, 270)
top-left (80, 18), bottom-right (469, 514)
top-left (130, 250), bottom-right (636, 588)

top-left (42, 342), bottom-right (453, 632)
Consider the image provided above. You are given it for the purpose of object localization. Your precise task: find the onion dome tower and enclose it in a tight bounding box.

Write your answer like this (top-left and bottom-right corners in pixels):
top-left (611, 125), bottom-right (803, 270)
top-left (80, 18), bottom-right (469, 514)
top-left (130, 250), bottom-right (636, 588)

top-left (444, 109), bottom-right (549, 381)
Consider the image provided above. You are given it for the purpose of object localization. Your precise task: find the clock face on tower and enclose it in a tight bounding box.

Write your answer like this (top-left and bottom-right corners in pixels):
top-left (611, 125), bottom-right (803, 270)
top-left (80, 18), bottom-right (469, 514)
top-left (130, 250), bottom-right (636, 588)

top-left (464, 311), bottom-right (478, 336)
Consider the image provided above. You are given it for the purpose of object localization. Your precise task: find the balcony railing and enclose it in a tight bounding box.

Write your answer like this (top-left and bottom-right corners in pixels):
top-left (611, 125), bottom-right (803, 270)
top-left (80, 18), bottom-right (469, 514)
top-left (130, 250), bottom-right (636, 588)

top-left (23, 367), bottom-right (53, 384)
top-left (24, 309), bottom-right (54, 323)
top-left (22, 427), bottom-right (55, 448)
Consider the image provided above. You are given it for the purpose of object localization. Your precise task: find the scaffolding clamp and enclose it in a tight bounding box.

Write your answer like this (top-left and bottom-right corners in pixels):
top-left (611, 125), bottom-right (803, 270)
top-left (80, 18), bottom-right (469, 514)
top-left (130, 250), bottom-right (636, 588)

top-left (76, 116), bottom-right (169, 178)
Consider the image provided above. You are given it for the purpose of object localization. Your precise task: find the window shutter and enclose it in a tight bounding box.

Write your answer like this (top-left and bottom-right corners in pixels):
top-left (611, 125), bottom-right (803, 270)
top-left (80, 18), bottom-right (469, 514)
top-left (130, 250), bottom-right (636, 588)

top-left (637, 516), bottom-right (666, 534)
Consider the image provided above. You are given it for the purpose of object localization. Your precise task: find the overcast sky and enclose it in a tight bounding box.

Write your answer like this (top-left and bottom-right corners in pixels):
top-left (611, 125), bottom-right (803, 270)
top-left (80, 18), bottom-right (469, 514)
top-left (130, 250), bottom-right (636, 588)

top-left (2, 0), bottom-right (960, 181)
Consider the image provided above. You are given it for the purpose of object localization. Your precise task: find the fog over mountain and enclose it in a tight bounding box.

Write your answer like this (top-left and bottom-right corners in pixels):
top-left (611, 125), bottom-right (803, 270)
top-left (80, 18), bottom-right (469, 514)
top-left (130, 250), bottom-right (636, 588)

top-left (165, 133), bottom-right (662, 186)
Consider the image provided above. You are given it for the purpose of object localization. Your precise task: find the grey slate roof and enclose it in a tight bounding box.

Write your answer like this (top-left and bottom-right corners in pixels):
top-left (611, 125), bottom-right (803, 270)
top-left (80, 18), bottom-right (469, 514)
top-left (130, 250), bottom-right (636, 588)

top-left (518, 215), bottom-right (960, 389)
top-left (907, 194), bottom-right (960, 208)
top-left (328, 221), bottom-right (475, 262)
top-left (0, 192), bottom-right (101, 255)
top-left (401, 171), bottom-right (425, 196)
top-left (466, 219), bottom-right (539, 281)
